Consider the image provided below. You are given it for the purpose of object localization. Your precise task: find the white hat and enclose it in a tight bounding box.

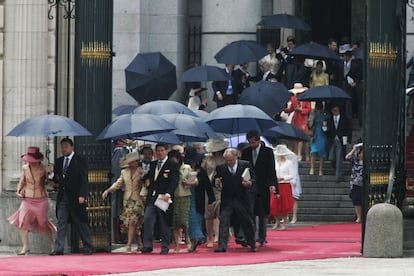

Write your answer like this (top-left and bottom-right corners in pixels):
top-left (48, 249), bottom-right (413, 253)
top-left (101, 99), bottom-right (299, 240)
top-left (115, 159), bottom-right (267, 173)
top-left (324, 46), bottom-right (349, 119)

top-left (339, 44), bottom-right (352, 54)
top-left (189, 88), bottom-right (206, 97)
top-left (205, 138), bottom-right (228, 153)
top-left (274, 144), bottom-right (296, 157)
top-left (120, 152), bottom-right (140, 168)
top-left (172, 145), bottom-right (185, 154)
top-left (289, 83), bottom-right (308, 94)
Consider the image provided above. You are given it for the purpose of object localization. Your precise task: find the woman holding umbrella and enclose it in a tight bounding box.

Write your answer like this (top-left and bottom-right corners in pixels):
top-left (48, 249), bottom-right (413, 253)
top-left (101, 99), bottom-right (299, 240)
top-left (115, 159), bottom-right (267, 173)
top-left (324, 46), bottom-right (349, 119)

top-left (284, 83), bottom-right (312, 161)
top-left (8, 147), bottom-right (56, 255)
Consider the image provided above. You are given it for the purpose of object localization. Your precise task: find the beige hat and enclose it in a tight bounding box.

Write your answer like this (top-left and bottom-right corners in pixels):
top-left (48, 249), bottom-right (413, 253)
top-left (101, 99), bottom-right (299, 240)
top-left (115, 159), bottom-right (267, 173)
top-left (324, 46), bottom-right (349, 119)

top-left (189, 88), bottom-right (206, 97)
top-left (172, 145), bottom-right (185, 154)
top-left (289, 83), bottom-right (308, 94)
top-left (120, 152), bottom-right (140, 168)
top-left (205, 138), bottom-right (228, 153)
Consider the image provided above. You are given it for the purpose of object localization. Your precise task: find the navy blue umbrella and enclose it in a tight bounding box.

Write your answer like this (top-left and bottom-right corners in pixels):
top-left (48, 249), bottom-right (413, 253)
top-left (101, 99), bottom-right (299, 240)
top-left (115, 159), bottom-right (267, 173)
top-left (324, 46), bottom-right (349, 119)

top-left (263, 121), bottom-right (309, 141)
top-left (257, 14), bottom-right (311, 31)
top-left (160, 114), bottom-right (219, 142)
top-left (297, 85), bottom-right (351, 102)
top-left (133, 100), bottom-right (197, 116)
top-left (125, 52), bottom-right (177, 104)
top-left (289, 43), bottom-right (340, 61)
top-left (239, 81), bottom-right (291, 117)
top-left (214, 40), bottom-right (268, 65)
top-left (139, 132), bottom-right (182, 145)
top-left (112, 104), bottom-right (138, 116)
top-left (96, 114), bottom-right (175, 140)
top-left (7, 115), bottom-right (91, 137)
top-left (179, 65), bottom-right (232, 82)
top-left (192, 109), bottom-right (209, 120)
top-left (205, 104), bottom-right (277, 135)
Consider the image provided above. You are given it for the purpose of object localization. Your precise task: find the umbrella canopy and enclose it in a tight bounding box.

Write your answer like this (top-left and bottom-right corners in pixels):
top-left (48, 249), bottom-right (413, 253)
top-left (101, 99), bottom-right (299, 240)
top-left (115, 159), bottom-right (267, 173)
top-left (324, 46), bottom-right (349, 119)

top-left (160, 114), bottom-right (219, 142)
top-left (297, 85), bottom-right (351, 101)
top-left (192, 109), bottom-right (209, 120)
top-left (239, 81), bottom-right (291, 117)
top-left (205, 104), bottom-right (277, 135)
top-left (96, 114), bottom-right (175, 140)
top-left (138, 132), bottom-right (182, 145)
top-left (257, 14), bottom-right (311, 31)
top-left (214, 40), bottom-right (268, 65)
top-left (179, 65), bottom-right (232, 82)
top-left (7, 115), bottom-right (92, 137)
top-left (263, 121), bottom-right (310, 141)
top-left (125, 52), bottom-right (177, 104)
top-left (133, 100), bottom-right (197, 116)
top-left (289, 43), bottom-right (340, 61)
top-left (112, 104), bottom-right (138, 116)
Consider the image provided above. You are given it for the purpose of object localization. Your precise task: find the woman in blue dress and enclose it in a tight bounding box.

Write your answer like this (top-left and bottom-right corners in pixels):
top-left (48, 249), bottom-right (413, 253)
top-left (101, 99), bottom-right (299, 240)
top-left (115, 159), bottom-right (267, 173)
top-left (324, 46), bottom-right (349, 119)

top-left (308, 101), bottom-right (329, 176)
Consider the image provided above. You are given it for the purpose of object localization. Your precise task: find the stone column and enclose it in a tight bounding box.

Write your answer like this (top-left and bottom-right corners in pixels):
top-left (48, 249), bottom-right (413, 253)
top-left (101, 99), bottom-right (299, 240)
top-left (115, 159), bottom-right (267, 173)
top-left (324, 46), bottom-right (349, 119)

top-left (273, 0), bottom-right (295, 46)
top-left (112, 0), bottom-right (188, 107)
top-left (2, 0), bottom-right (51, 190)
top-left (201, 0), bottom-right (261, 66)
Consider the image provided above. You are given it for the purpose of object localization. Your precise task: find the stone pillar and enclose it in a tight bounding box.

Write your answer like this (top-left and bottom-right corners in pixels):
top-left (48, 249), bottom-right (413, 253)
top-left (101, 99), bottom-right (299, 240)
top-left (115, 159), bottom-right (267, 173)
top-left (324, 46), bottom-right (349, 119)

top-left (2, 0), bottom-right (51, 190)
top-left (273, 0), bottom-right (295, 46)
top-left (112, 0), bottom-right (188, 108)
top-left (201, 0), bottom-right (260, 66)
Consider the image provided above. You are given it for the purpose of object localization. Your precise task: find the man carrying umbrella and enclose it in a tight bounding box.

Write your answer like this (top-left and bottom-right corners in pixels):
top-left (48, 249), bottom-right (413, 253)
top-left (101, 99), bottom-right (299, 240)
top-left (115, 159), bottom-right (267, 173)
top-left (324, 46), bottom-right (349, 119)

top-left (212, 64), bottom-right (241, 108)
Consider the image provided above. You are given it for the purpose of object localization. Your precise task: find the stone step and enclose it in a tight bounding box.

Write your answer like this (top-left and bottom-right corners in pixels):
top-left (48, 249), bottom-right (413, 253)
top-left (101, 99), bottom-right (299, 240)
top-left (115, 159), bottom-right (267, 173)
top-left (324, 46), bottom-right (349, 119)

top-left (301, 187), bottom-right (350, 194)
top-left (300, 194), bottom-right (351, 201)
top-left (298, 207), bottom-right (355, 215)
top-left (299, 200), bottom-right (353, 208)
top-left (299, 175), bottom-right (350, 182)
top-left (296, 214), bottom-right (356, 222)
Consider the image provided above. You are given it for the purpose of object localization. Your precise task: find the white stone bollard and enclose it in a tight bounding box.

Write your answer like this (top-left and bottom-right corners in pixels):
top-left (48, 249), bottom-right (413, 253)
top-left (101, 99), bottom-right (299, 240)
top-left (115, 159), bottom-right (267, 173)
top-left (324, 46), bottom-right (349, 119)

top-left (363, 203), bottom-right (403, 257)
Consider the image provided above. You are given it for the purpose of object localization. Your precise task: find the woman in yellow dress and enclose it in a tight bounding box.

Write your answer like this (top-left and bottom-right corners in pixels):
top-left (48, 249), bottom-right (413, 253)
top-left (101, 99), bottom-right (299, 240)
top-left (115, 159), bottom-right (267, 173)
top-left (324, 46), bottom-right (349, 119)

top-left (102, 152), bottom-right (145, 253)
top-left (310, 60), bottom-right (329, 88)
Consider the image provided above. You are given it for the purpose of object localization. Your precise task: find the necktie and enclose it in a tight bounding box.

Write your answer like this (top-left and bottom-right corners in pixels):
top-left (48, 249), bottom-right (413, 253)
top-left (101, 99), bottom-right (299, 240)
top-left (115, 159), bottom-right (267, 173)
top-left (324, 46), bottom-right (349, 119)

top-left (334, 116), bottom-right (339, 129)
top-left (63, 157), bottom-right (69, 175)
top-left (157, 160), bottom-right (163, 170)
top-left (252, 149), bottom-right (258, 166)
top-left (226, 79), bottom-right (233, 95)
top-left (229, 166), bottom-right (235, 175)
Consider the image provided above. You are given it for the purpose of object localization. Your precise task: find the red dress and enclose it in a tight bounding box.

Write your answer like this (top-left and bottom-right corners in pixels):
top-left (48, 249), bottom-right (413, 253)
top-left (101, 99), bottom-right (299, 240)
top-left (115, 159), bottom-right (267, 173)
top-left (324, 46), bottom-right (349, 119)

top-left (284, 95), bottom-right (312, 132)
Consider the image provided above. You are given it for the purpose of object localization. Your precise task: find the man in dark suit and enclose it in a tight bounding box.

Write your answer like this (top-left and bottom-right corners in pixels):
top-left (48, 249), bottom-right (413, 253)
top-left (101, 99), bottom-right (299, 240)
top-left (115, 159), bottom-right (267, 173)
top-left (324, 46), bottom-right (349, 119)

top-left (250, 61), bottom-right (278, 83)
top-left (140, 143), bottom-right (180, 254)
top-left (325, 104), bottom-right (352, 182)
top-left (212, 64), bottom-right (241, 108)
top-left (214, 148), bottom-right (257, 253)
top-left (49, 138), bottom-right (93, 255)
top-left (233, 63), bottom-right (251, 90)
top-left (241, 130), bottom-right (277, 247)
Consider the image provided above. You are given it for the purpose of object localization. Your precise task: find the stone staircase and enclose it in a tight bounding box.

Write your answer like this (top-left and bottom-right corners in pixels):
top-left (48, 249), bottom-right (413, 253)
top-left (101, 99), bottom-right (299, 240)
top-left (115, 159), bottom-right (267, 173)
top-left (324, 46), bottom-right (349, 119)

top-left (295, 118), bottom-right (362, 222)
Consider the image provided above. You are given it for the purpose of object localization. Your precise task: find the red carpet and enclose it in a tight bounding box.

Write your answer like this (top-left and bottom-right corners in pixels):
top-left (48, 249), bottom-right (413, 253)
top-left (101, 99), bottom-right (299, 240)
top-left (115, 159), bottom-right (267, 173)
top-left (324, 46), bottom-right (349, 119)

top-left (0, 223), bottom-right (361, 276)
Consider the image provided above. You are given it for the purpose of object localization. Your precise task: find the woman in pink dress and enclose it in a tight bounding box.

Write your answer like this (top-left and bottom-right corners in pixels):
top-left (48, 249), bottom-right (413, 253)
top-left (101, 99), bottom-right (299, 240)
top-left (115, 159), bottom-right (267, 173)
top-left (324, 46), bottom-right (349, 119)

top-left (284, 83), bottom-right (312, 161)
top-left (8, 147), bottom-right (56, 255)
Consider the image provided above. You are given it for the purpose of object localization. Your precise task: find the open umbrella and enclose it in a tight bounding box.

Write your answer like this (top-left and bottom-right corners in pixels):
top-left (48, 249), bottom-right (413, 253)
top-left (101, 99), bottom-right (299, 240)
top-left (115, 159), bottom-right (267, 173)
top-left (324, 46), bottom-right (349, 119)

top-left (214, 40), bottom-right (268, 65)
top-left (289, 43), bottom-right (340, 61)
top-left (192, 109), bottom-right (209, 120)
top-left (239, 81), bottom-right (291, 117)
top-left (133, 100), bottom-right (197, 116)
top-left (125, 52), bottom-right (177, 104)
top-left (257, 14), bottom-right (311, 31)
top-left (263, 121), bottom-right (309, 141)
top-left (7, 115), bottom-right (92, 137)
top-left (112, 104), bottom-right (139, 116)
top-left (179, 65), bottom-right (232, 82)
top-left (96, 114), bottom-right (175, 140)
top-left (160, 114), bottom-right (219, 142)
top-left (139, 132), bottom-right (182, 145)
top-left (297, 85), bottom-right (351, 101)
top-left (205, 104), bottom-right (277, 135)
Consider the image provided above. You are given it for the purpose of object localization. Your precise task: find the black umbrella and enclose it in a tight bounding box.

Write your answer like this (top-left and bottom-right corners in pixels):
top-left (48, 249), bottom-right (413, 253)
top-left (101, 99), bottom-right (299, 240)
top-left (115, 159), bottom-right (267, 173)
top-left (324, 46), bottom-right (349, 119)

top-left (297, 85), bottom-right (351, 101)
top-left (289, 43), bottom-right (340, 61)
top-left (125, 52), bottom-right (177, 104)
top-left (112, 104), bottom-right (138, 116)
top-left (263, 121), bottom-right (309, 141)
top-left (257, 14), bottom-right (311, 31)
top-left (214, 40), bottom-right (268, 65)
top-left (239, 81), bottom-right (291, 117)
top-left (179, 65), bottom-right (231, 82)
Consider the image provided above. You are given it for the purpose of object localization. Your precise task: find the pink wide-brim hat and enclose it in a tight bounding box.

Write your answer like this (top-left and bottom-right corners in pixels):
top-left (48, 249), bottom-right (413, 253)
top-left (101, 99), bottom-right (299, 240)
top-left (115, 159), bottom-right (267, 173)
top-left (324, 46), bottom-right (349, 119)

top-left (21, 146), bottom-right (44, 163)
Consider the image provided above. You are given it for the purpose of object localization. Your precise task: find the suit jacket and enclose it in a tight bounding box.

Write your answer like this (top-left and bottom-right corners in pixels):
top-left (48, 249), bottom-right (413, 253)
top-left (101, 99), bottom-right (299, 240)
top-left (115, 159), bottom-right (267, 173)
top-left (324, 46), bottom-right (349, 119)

top-left (53, 153), bottom-right (89, 223)
top-left (325, 113), bottom-right (352, 149)
top-left (108, 168), bottom-right (144, 205)
top-left (214, 160), bottom-right (256, 213)
top-left (250, 71), bottom-right (277, 82)
top-left (233, 68), bottom-right (250, 89)
top-left (212, 69), bottom-right (241, 105)
top-left (145, 158), bottom-right (180, 206)
top-left (241, 146), bottom-right (277, 213)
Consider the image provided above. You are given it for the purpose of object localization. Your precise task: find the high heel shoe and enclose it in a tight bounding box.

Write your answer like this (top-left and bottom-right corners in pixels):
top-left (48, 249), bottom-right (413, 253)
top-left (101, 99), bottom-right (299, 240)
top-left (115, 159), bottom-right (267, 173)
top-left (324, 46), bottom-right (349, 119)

top-left (126, 246), bottom-right (132, 254)
top-left (16, 249), bottom-right (30, 255)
